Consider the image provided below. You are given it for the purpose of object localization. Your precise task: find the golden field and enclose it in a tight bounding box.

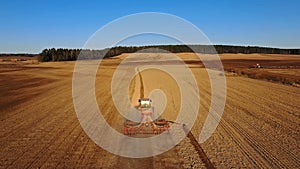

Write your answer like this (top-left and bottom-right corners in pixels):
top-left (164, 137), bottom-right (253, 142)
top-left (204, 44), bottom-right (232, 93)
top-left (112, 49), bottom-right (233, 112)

top-left (0, 53), bottom-right (299, 168)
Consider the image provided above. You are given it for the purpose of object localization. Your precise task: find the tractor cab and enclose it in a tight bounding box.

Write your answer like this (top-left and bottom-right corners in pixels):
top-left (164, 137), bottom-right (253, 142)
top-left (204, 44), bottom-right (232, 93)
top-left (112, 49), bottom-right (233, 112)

top-left (138, 98), bottom-right (152, 108)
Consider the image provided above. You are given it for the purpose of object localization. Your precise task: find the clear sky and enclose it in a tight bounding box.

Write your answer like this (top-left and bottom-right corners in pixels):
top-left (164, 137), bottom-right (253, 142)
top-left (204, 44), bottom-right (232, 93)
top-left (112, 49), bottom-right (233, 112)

top-left (0, 0), bottom-right (299, 53)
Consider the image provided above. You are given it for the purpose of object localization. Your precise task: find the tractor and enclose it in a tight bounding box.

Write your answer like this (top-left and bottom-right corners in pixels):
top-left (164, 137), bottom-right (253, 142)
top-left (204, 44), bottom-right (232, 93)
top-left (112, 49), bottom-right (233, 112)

top-left (123, 98), bottom-right (170, 135)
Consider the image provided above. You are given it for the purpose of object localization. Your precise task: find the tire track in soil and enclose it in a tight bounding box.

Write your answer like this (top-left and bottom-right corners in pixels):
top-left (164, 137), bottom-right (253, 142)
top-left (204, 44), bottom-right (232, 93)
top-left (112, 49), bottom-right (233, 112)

top-left (137, 67), bottom-right (144, 98)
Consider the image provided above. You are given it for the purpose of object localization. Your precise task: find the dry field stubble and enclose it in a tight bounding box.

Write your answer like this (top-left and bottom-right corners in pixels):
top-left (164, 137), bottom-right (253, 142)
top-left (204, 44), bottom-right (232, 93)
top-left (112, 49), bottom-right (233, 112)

top-left (0, 53), bottom-right (299, 168)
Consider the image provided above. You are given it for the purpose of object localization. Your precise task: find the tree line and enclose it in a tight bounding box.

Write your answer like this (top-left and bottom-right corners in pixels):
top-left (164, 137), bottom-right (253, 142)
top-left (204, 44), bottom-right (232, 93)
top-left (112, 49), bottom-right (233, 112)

top-left (0, 53), bottom-right (37, 57)
top-left (37, 45), bottom-right (300, 62)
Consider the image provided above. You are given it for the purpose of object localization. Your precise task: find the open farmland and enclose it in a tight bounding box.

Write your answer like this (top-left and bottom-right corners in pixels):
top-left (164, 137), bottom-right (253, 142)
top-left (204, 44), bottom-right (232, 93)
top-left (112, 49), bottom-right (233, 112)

top-left (0, 53), bottom-right (299, 168)
top-left (220, 53), bottom-right (300, 85)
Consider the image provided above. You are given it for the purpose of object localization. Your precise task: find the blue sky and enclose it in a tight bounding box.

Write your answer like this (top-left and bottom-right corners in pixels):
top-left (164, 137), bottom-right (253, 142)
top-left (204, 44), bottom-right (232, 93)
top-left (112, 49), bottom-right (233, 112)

top-left (0, 0), bottom-right (299, 53)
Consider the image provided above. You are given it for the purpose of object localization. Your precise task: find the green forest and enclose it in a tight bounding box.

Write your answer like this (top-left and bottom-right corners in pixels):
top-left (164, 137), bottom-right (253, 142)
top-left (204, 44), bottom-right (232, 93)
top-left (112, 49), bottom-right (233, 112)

top-left (37, 45), bottom-right (300, 62)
